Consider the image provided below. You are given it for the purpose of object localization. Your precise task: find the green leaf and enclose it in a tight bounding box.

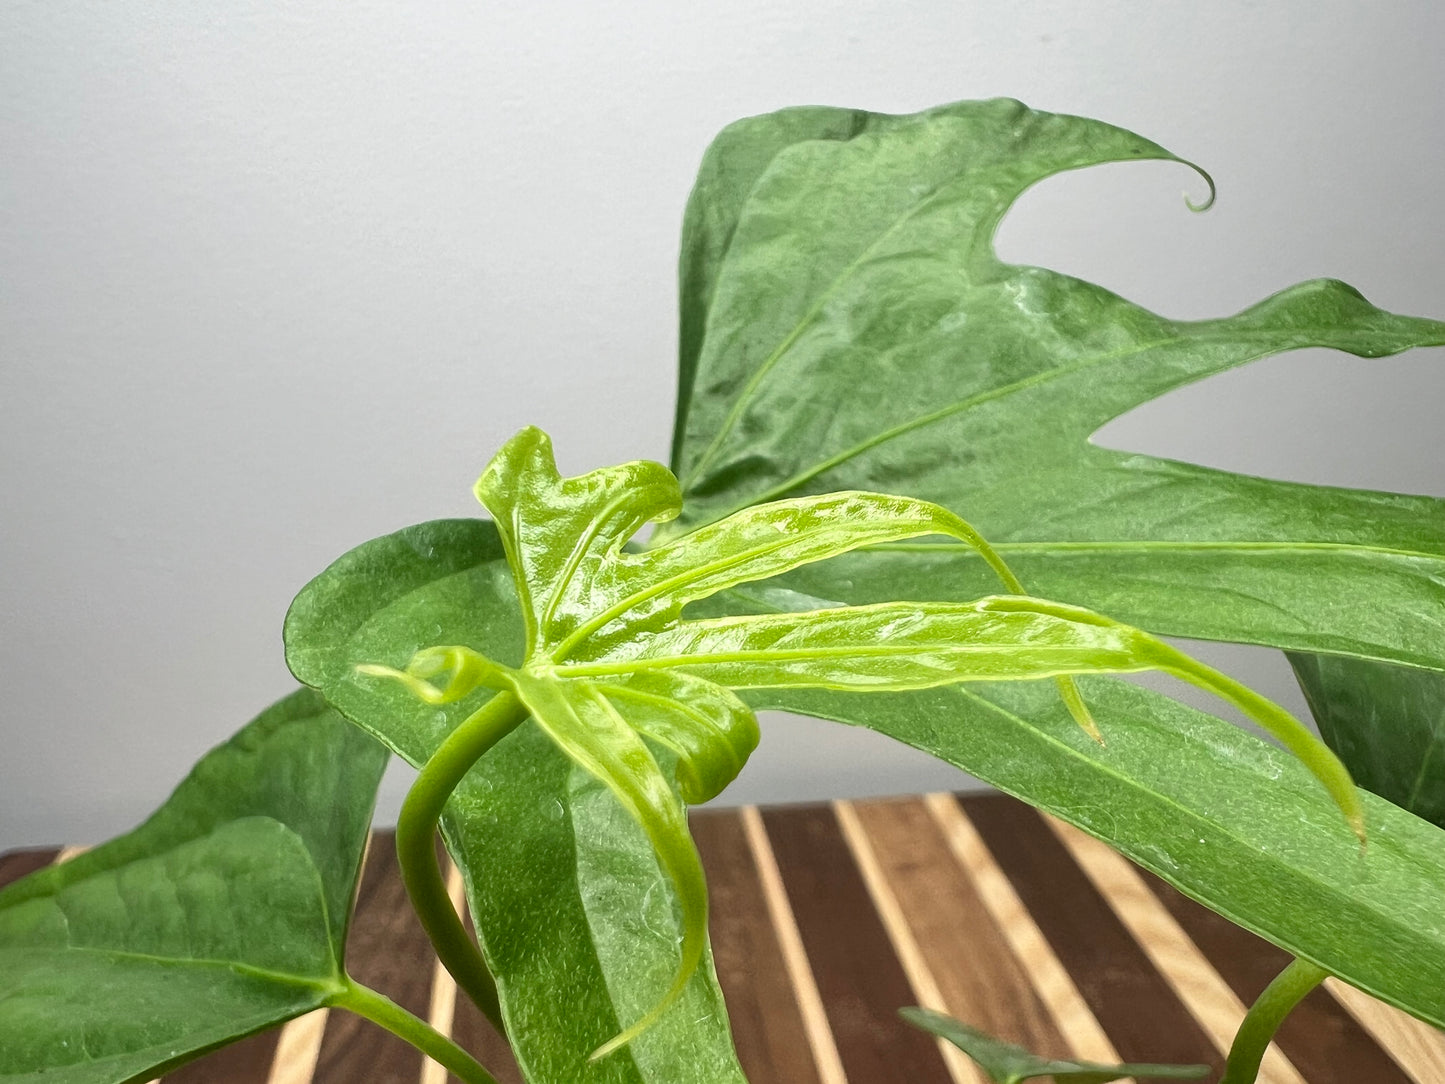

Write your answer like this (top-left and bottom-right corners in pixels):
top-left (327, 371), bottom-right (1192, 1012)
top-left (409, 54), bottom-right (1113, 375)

top-left (0, 689), bottom-right (387, 1084)
top-left (668, 98), bottom-right (1445, 674)
top-left (291, 423), bottom-right (1381, 1077)
top-left (475, 426), bottom-right (1024, 663)
top-left (284, 518), bottom-right (750, 1084)
top-left (900, 1007), bottom-right (1208, 1083)
top-left (1290, 653), bottom-right (1445, 828)
top-left (667, 96), bottom-right (1445, 1027)
top-left (728, 597), bottom-right (1445, 1028)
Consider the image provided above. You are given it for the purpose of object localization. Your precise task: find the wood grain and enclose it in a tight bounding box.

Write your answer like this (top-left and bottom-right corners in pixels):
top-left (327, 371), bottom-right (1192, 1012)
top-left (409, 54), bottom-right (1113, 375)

top-left (691, 807), bottom-right (827, 1084)
top-left (1046, 816), bottom-right (1305, 1084)
top-left (833, 799), bottom-right (984, 1084)
top-left (960, 795), bottom-right (1226, 1075)
top-left (1134, 860), bottom-right (1416, 1084)
top-left (923, 794), bottom-right (1121, 1066)
top-left (762, 803), bottom-right (954, 1084)
top-left (5, 793), bottom-right (1433, 1083)
top-left (850, 797), bottom-right (1071, 1061)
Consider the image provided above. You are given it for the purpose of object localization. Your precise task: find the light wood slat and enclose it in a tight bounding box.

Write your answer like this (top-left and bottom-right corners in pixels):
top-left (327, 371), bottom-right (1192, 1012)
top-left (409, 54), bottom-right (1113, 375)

top-left (739, 805), bottom-right (849, 1084)
top-left (1326, 979), bottom-right (1445, 1084)
top-left (266, 1011), bottom-right (329, 1084)
top-left (847, 798), bottom-right (1072, 1062)
top-left (1045, 816), bottom-right (1306, 1084)
top-left (923, 794), bottom-right (1121, 1066)
top-left (419, 862), bottom-right (468, 1084)
top-left (833, 800), bottom-right (986, 1084)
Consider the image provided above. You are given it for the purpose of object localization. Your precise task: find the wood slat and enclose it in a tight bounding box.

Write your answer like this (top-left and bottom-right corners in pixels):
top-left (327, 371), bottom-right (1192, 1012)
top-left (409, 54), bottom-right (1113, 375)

top-left (960, 795), bottom-right (1227, 1075)
top-left (923, 794), bottom-right (1122, 1066)
top-left (761, 803), bottom-right (954, 1084)
top-left (164, 1031), bottom-right (281, 1084)
top-left (1134, 861), bottom-right (1416, 1084)
top-left (1045, 816), bottom-right (1306, 1084)
top-left (833, 799), bottom-right (983, 1084)
top-left (1325, 980), bottom-right (1445, 1084)
top-left (691, 807), bottom-right (828, 1084)
top-left (0, 846), bottom-right (59, 889)
top-left (846, 797), bottom-right (1072, 1062)
top-left (5, 792), bottom-right (1437, 1083)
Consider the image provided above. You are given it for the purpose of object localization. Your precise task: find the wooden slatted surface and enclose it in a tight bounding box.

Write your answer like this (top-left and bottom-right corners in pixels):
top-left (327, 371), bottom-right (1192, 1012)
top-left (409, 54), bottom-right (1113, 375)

top-left (5, 793), bottom-right (1443, 1084)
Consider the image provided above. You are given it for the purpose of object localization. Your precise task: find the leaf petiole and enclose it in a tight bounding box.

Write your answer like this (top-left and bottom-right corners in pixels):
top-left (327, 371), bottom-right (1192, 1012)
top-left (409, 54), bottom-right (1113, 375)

top-left (334, 977), bottom-right (500, 1084)
top-left (1218, 958), bottom-right (1329, 1084)
top-left (395, 688), bottom-right (532, 1033)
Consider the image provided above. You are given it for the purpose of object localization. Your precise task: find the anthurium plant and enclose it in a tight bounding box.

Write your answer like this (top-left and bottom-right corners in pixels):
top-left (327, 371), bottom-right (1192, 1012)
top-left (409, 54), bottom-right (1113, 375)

top-left (2, 99), bottom-right (1442, 1084)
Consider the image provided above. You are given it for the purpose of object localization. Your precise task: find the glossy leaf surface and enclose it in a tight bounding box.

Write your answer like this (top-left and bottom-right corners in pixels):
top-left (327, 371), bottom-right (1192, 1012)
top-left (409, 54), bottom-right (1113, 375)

top-left (0, 689), bottom-right (387, 1084)
top-left (667, 98), bottom-right (1445, 675)
top-left (1290, 653), bottom-right (1445, 828)
top-left (668, 97), bottom-right (1445, 1023)
top-left (900, 1007), bottom-right (1207, 1083)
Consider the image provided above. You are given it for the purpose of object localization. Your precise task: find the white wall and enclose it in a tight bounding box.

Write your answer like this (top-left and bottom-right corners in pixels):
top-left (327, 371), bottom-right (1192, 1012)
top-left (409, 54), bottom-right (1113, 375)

top-left (2, 2), bottom-right (1441, 850)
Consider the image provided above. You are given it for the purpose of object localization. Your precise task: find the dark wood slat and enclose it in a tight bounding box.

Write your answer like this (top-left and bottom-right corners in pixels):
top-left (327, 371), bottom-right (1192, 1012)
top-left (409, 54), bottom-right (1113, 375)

top-left (164, 1030), bottom-right (282, 1083)
top-left (960, 795), bottom-right (1226, 1075)
top-left (691, 808), bottom-right (824, 1084)
top-left (1140, 869), bottom-right (1413, 1084)
top-left (850, 797), bottom-right (1072, 1059)
top-left (0, 847), bottom-right (59, 890)
top-left (313, 832), bottom-right (432, 1083)
top-left (763, 803), bottom-right (953, 1084)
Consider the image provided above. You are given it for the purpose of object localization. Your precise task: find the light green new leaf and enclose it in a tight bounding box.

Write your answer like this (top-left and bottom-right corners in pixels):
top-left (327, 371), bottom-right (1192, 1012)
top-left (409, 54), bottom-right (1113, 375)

top-left (900, 1007), bottom-right (1208, 1083)
top-left (476, 427), bottom-right (1024, 662)
top-left (0, 689), bottom-right (388, 1084)
top-left (590, 597), bottom-right (1356, 834)
top-left (285, 518), bottom-right (751, 1084)
top-left (667, 97), bottom-right (1445, 675)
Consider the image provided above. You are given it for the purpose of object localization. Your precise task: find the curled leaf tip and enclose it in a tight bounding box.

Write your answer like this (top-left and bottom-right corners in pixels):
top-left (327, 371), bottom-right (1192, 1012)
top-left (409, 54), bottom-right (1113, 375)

top-left (354, 663), bottom-right (449, 704)
top-left (1181, 158), bottom-right (1217, 212)
top-left (1056, 676), bottom-right (1104, 744)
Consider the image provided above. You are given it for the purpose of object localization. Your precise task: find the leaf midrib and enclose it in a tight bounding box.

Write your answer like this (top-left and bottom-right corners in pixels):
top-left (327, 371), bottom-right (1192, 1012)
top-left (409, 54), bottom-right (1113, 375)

top-left (1, 941), bottom-right (338, 994)
top-left (681, 170), bottom-right (965, 487)
top-left (854, 683), bottom-right (1440, 994)
top-left (870, 539), bottom-right (1445, 562)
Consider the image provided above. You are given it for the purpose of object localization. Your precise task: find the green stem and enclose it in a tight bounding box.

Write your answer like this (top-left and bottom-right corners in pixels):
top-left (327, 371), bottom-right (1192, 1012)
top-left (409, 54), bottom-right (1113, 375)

top-left (1219, 957), bottom-right (1328, 1084)
top-left (397, 689), bottom-right (530, 1035)
top-left (336, 978), bottom-right (499, 1084)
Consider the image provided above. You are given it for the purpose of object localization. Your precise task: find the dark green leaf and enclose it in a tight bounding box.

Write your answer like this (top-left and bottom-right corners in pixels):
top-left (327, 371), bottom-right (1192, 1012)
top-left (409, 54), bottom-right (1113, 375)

top-left (900, 1007), bottom-right (1208, 1083)
top-left (0, 689), bottom-right (387, 1084)
top-left (1290, 653), bottom-right (1445, 828)
top-left (668, 98), bottom-right (1445, 673)
top-left (740, 634), bottom-right (1445, 1027)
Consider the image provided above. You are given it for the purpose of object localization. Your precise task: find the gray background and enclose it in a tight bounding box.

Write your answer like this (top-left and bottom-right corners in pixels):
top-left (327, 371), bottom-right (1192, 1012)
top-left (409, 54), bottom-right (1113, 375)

top-left (2, 2), bottom-right (1441, 851)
